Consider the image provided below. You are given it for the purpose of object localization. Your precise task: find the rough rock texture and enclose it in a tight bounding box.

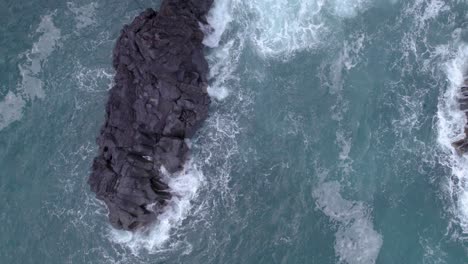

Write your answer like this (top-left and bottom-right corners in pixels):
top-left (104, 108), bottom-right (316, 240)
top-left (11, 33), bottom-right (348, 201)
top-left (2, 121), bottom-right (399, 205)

top-left (452, 79), bottom-right (468, 154)
top-left (88, 0), bottom-right (213, 231)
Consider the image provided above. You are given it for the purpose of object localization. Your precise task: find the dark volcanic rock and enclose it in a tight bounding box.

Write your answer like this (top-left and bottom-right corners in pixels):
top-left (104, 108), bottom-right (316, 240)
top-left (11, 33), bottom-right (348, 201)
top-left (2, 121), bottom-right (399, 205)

top-left (452, 79), bottom-right (468, 155)
top-left (88, 0), bottom-right (213, 231)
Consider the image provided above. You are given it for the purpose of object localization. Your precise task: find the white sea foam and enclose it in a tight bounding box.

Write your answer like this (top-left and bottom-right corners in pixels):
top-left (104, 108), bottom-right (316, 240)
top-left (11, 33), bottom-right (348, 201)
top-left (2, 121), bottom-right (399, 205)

top-left (201, 0), bottom-right (254, 216)
top-left (419, 236), bottom-right (448, 264)
top-left (74, 63), bottom-right (113, 93)
top-left (207, 85), bottom-right (229, 100)
top-left (204, 0), bottom-right (372, 99)
top-left (206, 39), bottom-right (243, 100)
top-left (0, 13), bottom-right (61, 131)
top-left (67, 2), bottom-right (98, 30)
top-left (312, 29), bottom-right (383, 262)
top-left (436, 43), bottom-right (468, 234)
top-left (418, 0), bottom-right (448, 24)
top-left (327, 33), bottom-right (367, 122)
top-left (110, 161), bottom-right (205, 253)
top-left (313, 181), bottom-right (383, 264)
top-left (239, 0), bottom-right (372, 58)
top-left (203, 0), bottom-right (233, 48)
top-left (203, 0), bottom-right (244, 100)
top-left (342, 33), bottom-right (367, 71)
top-left (19, 14), bottom-right (61, 100)
top-left (331, 0), bottom-right (370, 18)
top-left (0, 91), bottom-right (26, 131)
top-left (336, 130), bottom-right (354, 175)
top-left (326, 50), bottom-right (346, 121)
top-left (246, 0), bottom-right (327, 57)
top-left (404, 0), bottom-right (449, 31)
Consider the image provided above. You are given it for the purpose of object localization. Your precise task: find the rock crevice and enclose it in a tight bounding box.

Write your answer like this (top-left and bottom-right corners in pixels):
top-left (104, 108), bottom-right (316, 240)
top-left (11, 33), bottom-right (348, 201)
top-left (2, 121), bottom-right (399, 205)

top-left (88, 0), bottom-right (213, 231)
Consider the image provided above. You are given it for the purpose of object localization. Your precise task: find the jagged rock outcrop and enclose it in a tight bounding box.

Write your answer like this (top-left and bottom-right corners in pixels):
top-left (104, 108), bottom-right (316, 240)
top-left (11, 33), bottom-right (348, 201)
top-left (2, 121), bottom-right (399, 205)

top-left (452, 79), bottom-right (468, 154)
top-left (88, 0), bottom-right (213, 231)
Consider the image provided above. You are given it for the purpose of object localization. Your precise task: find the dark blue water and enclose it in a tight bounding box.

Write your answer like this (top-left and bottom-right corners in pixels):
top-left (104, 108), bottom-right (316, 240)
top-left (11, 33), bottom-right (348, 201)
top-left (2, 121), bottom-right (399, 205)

top-left (1, 0), bottom-right (468, 263)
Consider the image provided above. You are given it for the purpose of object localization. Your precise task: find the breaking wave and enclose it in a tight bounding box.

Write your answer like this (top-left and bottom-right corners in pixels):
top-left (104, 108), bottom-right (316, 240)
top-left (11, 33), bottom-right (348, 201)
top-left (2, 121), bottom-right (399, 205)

top-left (110, 162), bottom-right (205, 253)
top-left (244, 0), bottom-right (371, 58)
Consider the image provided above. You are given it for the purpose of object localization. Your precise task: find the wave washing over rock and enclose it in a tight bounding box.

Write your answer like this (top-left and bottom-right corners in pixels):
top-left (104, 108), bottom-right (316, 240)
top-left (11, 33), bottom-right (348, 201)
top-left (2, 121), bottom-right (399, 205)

top-left (437, 43), bottom-right (468, 234)
top-left (451, 78), bottom-right (468, 154)
top-left (88, 0), bottom-right (214, 231)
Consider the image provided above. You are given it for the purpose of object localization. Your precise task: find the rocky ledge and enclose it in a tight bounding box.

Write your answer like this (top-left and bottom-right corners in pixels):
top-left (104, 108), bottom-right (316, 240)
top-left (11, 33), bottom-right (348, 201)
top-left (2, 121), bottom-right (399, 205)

top-left (88, 0), bottom-right (213, 231)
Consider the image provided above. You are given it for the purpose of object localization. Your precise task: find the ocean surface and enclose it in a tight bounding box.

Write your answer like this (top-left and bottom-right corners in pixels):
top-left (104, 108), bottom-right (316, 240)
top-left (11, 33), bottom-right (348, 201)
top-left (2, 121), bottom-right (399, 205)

top-left (1, 0), bottom-right (468, 263)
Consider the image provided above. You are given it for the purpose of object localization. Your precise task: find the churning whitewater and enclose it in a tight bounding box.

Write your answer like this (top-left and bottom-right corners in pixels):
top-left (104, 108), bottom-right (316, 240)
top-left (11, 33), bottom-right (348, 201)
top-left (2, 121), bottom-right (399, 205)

top-left (1, 0), bottom-right (468, 263)
top-left (437, 44), bottom-right (468, 234)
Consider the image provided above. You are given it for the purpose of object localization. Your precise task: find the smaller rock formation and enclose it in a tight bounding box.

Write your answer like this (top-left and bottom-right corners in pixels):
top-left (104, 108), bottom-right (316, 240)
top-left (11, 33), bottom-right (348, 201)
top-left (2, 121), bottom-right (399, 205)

top-left (88, 0), bottom-right (213, 231)
top-left (452, 79), bottom-right (468, 154)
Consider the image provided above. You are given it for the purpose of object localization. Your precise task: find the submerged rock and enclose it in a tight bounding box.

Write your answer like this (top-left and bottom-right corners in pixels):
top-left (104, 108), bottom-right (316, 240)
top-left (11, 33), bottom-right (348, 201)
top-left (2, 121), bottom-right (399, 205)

top-left (88, 0), bottom-right (213, 231)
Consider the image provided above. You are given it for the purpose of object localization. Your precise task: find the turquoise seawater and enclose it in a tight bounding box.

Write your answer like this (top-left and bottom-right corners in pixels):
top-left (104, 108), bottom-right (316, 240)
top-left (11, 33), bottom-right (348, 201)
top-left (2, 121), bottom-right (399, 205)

top-left (1, 0), bottom-right (468, 263)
